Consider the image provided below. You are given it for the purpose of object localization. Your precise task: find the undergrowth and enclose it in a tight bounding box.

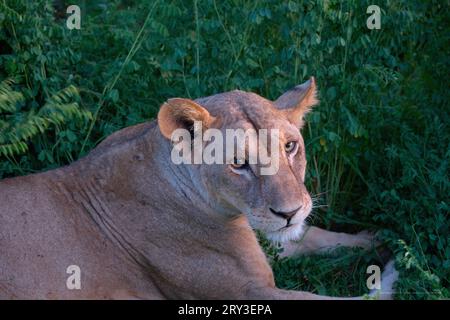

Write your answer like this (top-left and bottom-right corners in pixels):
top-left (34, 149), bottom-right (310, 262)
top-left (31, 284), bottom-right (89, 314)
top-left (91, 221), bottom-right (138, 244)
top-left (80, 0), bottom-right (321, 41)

top-left (1, 0), bottom-right (448, 299)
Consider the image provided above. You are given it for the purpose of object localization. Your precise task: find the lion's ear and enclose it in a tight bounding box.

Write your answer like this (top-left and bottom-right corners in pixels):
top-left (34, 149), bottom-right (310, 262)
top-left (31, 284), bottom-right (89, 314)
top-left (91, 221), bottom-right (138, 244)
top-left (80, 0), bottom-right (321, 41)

top-left (274, 77), bottom-right (318, 127)
top-left (157, 98), bottom-right (214, 139)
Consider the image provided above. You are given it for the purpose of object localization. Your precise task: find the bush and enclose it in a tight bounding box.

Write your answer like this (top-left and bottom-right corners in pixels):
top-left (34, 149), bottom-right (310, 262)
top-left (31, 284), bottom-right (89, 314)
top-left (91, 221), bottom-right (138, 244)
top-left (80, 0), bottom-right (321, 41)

top-left (1, 0), bottom-right (448, 299)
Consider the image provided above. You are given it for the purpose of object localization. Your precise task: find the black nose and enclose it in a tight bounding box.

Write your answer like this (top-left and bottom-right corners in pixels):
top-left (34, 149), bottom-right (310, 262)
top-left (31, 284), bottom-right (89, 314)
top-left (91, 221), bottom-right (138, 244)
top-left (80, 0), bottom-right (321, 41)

top-left (270, 206), bottom-right (301, 220)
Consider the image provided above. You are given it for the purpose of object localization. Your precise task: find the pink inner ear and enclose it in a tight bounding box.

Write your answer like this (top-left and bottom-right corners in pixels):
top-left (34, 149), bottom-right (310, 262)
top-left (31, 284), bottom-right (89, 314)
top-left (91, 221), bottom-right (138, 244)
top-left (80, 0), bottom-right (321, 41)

top-left (157, 98), bottom-right (214, 139)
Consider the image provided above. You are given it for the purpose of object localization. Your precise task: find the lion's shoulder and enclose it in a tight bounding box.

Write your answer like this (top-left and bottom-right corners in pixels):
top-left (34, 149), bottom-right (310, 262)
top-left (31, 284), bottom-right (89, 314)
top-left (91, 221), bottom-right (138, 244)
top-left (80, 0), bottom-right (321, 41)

top-left (92, 121), bottom-right (157, 155)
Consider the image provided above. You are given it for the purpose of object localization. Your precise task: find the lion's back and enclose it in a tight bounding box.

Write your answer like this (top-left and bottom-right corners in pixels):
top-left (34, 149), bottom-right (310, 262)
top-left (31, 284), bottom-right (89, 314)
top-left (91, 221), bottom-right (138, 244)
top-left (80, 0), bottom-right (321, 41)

top-left (91, 121), bottom-right (157, 156)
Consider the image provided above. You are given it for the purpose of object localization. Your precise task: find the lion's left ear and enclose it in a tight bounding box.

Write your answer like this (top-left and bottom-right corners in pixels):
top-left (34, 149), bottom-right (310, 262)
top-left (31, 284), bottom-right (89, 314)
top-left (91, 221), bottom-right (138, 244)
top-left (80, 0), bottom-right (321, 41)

top-left (274, 77), bottom-right (318, 127)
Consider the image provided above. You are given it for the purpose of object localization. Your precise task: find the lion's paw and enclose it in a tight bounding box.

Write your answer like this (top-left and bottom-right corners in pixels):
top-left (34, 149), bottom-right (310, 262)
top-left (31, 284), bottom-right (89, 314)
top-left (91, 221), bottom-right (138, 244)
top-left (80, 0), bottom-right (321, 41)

top-left (354, 230), bottom-right (380, 249)
top-left (368, 260), bottom-right (399, 300)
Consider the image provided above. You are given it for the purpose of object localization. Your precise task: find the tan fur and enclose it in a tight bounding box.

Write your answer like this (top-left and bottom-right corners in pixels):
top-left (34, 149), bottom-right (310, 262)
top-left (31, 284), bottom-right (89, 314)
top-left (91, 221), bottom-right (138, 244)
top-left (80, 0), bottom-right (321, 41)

top-left (0, 79), bottom-right (397, 299)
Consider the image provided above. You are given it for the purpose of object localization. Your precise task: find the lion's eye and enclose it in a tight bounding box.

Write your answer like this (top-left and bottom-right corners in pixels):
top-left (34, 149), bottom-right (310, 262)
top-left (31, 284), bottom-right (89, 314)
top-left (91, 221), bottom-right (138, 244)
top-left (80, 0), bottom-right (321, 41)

top-left (285, 141), bottom-right (297, 153)
top-left (231, 157), bottom-right (249, 169)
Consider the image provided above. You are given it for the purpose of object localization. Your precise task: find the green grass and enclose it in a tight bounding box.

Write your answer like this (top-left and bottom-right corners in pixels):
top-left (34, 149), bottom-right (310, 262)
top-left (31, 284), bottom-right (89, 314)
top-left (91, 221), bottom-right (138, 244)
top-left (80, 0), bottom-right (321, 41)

top-left (1, 0), bottom-right (449, 299)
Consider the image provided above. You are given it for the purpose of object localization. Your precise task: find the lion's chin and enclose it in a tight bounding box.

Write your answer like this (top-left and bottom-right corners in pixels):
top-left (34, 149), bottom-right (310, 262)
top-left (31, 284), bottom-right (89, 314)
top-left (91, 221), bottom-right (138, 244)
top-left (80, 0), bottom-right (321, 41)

top-left (265, 221), bottom-right (305, 243)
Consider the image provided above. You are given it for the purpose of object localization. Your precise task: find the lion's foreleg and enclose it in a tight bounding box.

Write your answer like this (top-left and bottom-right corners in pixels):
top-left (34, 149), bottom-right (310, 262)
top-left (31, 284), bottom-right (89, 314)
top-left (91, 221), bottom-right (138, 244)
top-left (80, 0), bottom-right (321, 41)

top-left (246, 287), bottom-right (365, 300)
top-left (247, 263), bottom-right (398, 301)
top-left (278, 226), bottom-right (378, 258)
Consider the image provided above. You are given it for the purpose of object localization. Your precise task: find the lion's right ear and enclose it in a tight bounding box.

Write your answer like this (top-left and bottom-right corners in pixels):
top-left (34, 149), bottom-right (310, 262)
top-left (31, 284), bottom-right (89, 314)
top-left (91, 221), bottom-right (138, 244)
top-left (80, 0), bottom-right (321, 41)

top-left (157, 98), bottom-right (214, 139)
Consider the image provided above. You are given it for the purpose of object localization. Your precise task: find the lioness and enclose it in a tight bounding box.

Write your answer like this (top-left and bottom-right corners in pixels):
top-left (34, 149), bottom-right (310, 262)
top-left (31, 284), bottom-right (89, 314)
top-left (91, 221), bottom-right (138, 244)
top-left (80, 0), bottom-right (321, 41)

top-left (0, 78), bottom-right (397, 299)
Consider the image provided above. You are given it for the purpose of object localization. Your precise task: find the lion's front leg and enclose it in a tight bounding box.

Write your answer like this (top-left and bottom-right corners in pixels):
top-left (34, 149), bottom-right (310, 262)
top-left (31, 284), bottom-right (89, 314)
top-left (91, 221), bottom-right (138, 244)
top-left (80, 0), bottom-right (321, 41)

top-left (269, 226), bottom-right (397, 300)
top-left (247, 285), bottom-right (393, 300)
top-left (246, 287), bottom-right (356, 300)
top-left (278, 226), bottom-right (378, 258)
top-left (246, 261), bottom-right (398, 300)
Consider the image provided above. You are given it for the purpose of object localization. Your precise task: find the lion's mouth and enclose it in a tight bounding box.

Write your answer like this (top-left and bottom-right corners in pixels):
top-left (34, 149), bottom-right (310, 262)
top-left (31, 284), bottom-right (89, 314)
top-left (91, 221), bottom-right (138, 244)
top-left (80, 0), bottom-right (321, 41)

top-left (279, 221), bottom-right (296, 231)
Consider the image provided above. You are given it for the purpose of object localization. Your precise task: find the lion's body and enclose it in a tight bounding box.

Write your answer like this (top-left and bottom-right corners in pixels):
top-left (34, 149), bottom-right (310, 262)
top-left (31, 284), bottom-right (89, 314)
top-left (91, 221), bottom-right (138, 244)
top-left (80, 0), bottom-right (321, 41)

top-left (0, 122), bottom-right (277, 299)
top-left (0, 83), bottom-right (397, 299)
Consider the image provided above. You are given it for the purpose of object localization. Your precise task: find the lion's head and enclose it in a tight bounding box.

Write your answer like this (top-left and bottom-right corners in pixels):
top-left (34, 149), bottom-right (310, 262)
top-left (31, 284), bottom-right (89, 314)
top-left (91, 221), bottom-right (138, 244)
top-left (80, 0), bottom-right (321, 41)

top-left (157, 78), bottom-right (318, 242)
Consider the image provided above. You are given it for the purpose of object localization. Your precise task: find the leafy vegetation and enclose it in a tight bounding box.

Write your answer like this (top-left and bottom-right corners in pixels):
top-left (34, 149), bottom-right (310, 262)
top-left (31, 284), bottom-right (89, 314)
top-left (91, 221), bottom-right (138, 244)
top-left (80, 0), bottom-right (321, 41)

top-left (0, 0), bottom-right (448, 299)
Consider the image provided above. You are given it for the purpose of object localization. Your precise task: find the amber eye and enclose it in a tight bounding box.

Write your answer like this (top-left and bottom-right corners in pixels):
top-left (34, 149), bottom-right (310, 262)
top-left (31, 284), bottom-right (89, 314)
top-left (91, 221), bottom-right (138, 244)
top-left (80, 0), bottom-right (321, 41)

top-left (285, 141), bottom-right (297, 153)
top-left (231, 157), bottom-right (249, 169)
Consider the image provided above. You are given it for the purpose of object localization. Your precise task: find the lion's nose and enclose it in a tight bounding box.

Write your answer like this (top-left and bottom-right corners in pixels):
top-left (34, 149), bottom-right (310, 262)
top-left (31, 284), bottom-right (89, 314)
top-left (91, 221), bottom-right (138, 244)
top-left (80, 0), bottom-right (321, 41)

top-left (269, 206), bottom-right (301, 220)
